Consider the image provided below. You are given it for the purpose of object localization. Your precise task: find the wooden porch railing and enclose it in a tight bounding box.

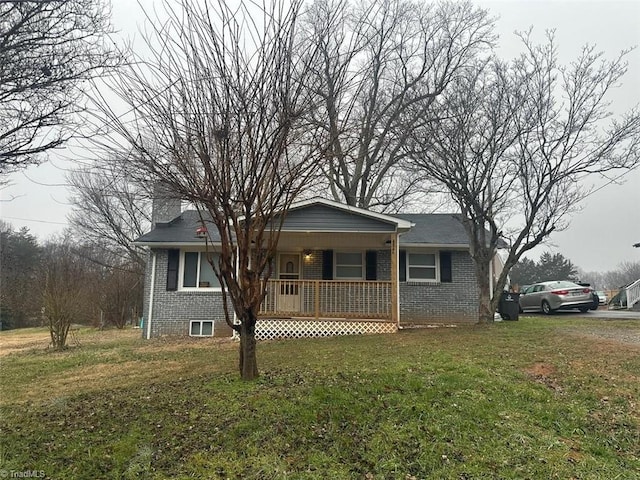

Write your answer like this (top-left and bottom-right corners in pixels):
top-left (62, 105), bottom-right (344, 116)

top-left (260, 280), bottom-right (392, 320)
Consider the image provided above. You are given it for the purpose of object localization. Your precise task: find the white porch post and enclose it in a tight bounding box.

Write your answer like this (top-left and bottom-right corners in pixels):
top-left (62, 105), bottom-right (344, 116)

top-left (391, 233), bottom-right (400, 326)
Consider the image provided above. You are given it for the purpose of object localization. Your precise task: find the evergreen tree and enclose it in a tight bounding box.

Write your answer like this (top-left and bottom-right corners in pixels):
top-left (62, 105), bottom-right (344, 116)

top-left (538, 252), bottom-right (578, 282)
top-left (0, 222), bottom-right (43, 328)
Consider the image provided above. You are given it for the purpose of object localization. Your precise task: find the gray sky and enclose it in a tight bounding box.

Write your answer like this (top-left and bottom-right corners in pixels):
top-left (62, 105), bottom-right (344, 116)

top-left (1, 0), bottom-right (639, 273)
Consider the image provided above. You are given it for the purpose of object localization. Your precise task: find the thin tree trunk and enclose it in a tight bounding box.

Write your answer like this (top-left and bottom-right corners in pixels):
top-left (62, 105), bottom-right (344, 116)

top-left (239, 313), bottom-right (259, 380)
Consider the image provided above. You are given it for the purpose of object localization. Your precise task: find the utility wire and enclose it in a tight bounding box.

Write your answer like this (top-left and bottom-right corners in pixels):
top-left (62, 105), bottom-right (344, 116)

top-left (2, 215), bottom-right (67, 225)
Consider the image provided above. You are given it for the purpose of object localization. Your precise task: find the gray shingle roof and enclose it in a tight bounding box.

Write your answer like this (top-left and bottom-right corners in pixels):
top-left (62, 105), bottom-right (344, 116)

top-left (134, 209), bottom-right (475, 247)
top-left (396, 213), bottom-right (468, 245)
top-left (135, 210), bottom-right (220, 244)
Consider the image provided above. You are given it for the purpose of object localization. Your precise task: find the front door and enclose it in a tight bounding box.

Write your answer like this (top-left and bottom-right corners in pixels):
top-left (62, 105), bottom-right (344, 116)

top-left (278, 253), bottom-right (301, 312)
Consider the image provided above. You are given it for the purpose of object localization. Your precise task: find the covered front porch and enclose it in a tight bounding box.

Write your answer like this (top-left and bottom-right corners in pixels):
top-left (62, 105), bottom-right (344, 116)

top-left (254, 199), bottom-right (413, 338)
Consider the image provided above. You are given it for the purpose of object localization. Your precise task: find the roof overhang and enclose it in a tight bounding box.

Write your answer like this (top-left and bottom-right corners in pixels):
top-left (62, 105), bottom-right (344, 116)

top-left (133, 240), bottom-right (222, 248)
top-left (400, 243), bottom-right (470, 249)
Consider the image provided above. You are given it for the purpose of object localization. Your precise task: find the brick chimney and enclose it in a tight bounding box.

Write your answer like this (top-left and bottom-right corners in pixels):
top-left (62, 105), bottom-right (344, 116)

top-left (151, 183), bottom-right (182, 228)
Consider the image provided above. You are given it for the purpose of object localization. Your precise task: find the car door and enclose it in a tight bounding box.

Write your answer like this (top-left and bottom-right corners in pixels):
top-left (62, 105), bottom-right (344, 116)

top-left (520, 284), bottom-right (538, 310)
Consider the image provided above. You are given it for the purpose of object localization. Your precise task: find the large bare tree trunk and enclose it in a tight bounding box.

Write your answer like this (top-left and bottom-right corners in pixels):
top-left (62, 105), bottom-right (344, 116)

top-left (475, 260), bottom-right (494, 325)
top-left (238, 312), bottom-right (259, 380)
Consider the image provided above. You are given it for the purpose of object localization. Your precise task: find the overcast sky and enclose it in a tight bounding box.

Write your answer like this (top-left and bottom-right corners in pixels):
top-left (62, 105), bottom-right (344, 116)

top-left (1, 0), bottom-right (639, 273)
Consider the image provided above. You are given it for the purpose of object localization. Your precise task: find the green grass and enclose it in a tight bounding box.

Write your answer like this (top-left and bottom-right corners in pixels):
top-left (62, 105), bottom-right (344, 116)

top-left (1, 318), bottom-right (639, 479)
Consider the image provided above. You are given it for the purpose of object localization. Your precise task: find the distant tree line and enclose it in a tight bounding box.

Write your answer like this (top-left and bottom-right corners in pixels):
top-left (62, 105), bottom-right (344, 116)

top-left (578, 262), bottom-right (640, 291)
top-left (509, 251), bottom-right (639, 290)
top-left (0, 222), bottom-right (144, 349)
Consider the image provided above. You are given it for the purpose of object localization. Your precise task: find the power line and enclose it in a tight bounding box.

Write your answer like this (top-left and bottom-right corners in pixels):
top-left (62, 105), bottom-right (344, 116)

top-left (2, 215), bottom-right (67, 225)
top-left (579, 165), bottom-right (640, 201)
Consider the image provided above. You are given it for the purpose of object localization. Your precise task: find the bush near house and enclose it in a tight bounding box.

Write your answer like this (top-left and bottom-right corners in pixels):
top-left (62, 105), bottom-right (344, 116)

top-left (0, 320), bottom-right (638, 479)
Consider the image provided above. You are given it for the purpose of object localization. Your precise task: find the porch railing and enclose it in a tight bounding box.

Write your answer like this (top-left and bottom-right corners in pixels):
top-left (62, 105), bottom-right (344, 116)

top-left (609, 278), bottom-right (640, 310)
top-left (260, 280), bottom-right (391, 320)
top-left (628, 279), bottom-right (640, 309)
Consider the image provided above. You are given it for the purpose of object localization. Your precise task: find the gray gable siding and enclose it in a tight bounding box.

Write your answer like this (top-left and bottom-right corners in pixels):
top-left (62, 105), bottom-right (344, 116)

top-left (280, 204), bottom-right (396, 232)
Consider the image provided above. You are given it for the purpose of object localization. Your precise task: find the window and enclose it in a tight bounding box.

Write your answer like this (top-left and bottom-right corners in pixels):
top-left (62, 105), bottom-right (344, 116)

top-left (407, 252), bottom-right (437, 281)
top-left (335, 251), bottom-right (363, 279)
top-left (190, 320), bottom-right (213, 337)
top-left (181, 251), bottom-right (221, 289)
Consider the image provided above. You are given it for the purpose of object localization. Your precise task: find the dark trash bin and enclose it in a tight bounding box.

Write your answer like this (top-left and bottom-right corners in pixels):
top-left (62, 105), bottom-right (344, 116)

top-left (498, 292), bottom-right (520, 321)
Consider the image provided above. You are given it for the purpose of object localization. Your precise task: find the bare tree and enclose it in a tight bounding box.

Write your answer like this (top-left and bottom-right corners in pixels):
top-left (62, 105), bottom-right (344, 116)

top-left (0, 0), bottom-right (116, 175)
top-left (66, 164), bottom-right (151, 329)
top-left (408, 32), bottom-right (640, 323)
top-left (97, 261), bottom-right (143, 329)
top-left (67, 164), bottom-right (151, 269)
top-left (92, 0), bottom-right (321, 379)
top-left (42, 239), bottom-right (96, 349)
top-left (606, 261), bottom-right (640, 289)
top-left (301, 0), bottom-right (494, 211)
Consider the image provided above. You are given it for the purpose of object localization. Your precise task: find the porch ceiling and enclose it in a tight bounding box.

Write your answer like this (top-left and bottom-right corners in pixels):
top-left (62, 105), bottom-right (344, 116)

top-left (276, 231), bottom-right (392, 250)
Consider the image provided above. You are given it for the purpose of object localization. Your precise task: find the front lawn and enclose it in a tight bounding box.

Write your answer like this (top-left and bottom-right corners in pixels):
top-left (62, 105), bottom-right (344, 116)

top-left (0, 319), bottom-right (638, 479)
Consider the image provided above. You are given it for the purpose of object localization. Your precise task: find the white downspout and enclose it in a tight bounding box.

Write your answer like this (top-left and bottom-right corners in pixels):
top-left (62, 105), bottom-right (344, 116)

top-left (395, 233), bottom-right (401, 328)
top-left (146, 250), bottom-right (157, 340)
top-left (489, 255), bottom-right (494, 302)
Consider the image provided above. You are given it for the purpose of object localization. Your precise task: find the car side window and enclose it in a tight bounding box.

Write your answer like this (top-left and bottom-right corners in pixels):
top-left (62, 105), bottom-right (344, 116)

top-left (534, 285), bottom-right (544, 293)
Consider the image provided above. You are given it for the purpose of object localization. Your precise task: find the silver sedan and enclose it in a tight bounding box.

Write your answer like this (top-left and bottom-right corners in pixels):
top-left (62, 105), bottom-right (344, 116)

top-left (519, 281), bottom-right (595, 314)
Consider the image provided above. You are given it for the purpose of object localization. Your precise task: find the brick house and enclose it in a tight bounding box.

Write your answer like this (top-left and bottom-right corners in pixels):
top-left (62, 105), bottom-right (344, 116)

top-left (135, 197), bottom-right (499, 340)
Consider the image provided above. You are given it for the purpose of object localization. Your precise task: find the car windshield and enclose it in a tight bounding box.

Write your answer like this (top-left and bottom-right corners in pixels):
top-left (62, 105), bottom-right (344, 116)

top-left (597, 291), bottom-right (605, 296)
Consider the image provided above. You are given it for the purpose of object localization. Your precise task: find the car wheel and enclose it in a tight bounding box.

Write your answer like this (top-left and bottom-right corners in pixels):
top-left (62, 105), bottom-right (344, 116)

top-left (579, 307), bottom-right (589, 313)
top-left (541, 300), bottom-right (553, 315)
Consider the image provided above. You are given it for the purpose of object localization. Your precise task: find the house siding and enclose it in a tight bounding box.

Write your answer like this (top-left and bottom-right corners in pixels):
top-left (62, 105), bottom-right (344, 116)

top-left (300, 249), bottom-right (391, 281)
top-left (143, 249), bottom-right (233, 338)
top-left (280, 204), bottom-right (396, 232)
top-left (399, 251), bottom-right (478, 324)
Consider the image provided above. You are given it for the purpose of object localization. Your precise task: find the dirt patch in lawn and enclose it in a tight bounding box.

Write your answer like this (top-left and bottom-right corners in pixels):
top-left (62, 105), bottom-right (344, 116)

top-left (524, 362), bottom-right (563, 392)
top-left (525, 362), bottom-right (556, 378)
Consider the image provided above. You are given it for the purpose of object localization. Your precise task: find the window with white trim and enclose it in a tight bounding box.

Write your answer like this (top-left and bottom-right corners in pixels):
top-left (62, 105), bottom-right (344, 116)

top-left (181, 251), bottom-right (221, 289)
top-left (190, 320), bottom-right (213, 337)
top-left (407, 252), bottom-right (438, 281)
top-left (335, 251), bottom-right (363, 279)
